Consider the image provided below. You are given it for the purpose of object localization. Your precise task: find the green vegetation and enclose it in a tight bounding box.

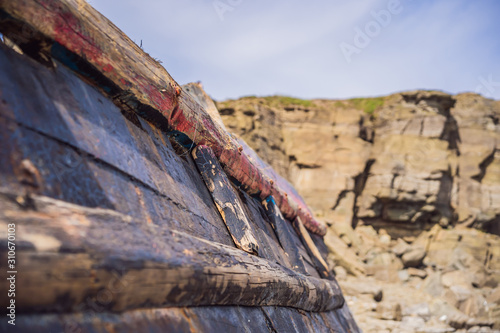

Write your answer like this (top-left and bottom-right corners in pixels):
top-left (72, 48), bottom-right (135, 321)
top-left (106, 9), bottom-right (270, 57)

top-left (333, 100), bottom-right (347, 108)
top-left (218, 95), bottom-right (385, 114)
top-left (262, 96), bottom-right (316, 108)
top-left (349, 97), bottom-right (385, 114)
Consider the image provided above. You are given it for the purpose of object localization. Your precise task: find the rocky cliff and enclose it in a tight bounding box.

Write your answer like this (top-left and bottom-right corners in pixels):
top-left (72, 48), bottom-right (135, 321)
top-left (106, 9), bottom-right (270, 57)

top-left (217, 91), bottom-right (500, 332)
top-left (217, 91), bottom-right (500, 237)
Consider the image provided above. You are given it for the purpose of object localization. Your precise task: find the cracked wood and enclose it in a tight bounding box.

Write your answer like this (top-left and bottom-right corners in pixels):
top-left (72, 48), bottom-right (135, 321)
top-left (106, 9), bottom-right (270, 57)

top-left (192, 145), bottom-right (259, 255)
top-left (262, 195), bottom-right (307, 274)
top-left (293, 216), bottom-right (332, 280)
top-left (0, 0), bottom-right (326, 235)
top-left (0, 190), bottom-right (344, 313)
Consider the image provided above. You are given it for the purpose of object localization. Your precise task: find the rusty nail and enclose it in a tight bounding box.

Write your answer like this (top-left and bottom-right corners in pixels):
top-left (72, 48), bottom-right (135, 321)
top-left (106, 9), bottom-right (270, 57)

top-left (238, 146), bottom-right (243, 154)
top-left (270, 179), bottom-right (274, 186)
top-left (175, 86), bottom-right (181, 96)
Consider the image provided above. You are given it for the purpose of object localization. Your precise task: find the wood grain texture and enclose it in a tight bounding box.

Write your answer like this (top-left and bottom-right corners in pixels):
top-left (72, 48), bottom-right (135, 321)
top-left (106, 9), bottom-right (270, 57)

top-left (192, 145), bottom-right (259, 255)
top-left (0, 41), bottom-right (323, 277)
top-left (293, 217), bottom-right (332, 280)
top-left (262, 195), bottom-right (308, 275)
top-left (0, 43), bottom-right (234, 246)
top-left (1, 305), bottom-right (360, 333)
top-left (0, 0), bottom-right (326, 235)
top-left (0, 190), bottom-right (344, 313)
top-left (0, 38), bottom-right (359, 331)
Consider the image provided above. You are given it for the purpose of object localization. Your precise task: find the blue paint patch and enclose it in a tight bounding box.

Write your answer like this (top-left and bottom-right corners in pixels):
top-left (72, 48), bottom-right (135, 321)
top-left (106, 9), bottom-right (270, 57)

top-left (167, 130), bottom-right (194, 148)
top-left (50, 42), bottom-right (114, 94)
top-left (266, 196), bottom-right (276, 205)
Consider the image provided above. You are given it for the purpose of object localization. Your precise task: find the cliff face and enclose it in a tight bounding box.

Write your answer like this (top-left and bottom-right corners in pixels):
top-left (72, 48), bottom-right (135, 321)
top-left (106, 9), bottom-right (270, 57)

top-left (218, 91), bottom-right (500, 331)
top-left (217, 91), bottom-right (500, 237)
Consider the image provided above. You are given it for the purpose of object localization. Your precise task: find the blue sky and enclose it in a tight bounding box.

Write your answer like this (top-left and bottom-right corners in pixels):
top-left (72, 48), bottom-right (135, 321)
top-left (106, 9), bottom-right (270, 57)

top-left (89, 0), bottom-right (500, 101)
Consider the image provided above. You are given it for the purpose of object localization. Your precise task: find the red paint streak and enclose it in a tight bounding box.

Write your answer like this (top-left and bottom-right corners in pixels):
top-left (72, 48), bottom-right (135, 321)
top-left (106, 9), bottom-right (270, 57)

top-left (23, 0), bottom-right (327, 236)
top-left (50, 7), bottom-right (103, 64)
top-left (138, 78), bottom-right (175, 114)
top-left (102, 63), bottom-right (114, 73)
top-left (170, 99), bottom-right (326, 235)
top-left (119, 78), bottom-right (132, 87)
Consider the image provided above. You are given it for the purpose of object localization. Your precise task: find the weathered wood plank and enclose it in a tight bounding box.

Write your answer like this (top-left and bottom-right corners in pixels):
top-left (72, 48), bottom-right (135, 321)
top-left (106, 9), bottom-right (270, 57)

top-left (192, 145), bottom-right (259, 255)
top-left (0, 0), bottom-right (327, 235)
top-left (5, 306), bottom-right (356, 333)
top-left (262, 196), bottom-right (307, 274)
top-left (306, 311), bottom-right (342, 333)
top-left (0, 13), bottom-right (358, 332)
top-left (0, 43), bottom-right (223, 228)
top-left (293, 216), bottom-right (332, 279)
top-left (0, 43), bottom-right (235, 245)
top-left (261, 307), bottom-right (302, 333)
top-left (0, 106), bottom-right (236, 248)
top-left (0, 190), bottom-right (344, 313)
top-left (311, 232), bottom-right (330, 261)
top-left (1, 306), bottom-right (360, 333)
top-left (186, 306), bottom-right (275, 333)
top-left (318, 311), bottom-right (349, 333)
top-left (261, 306), bottom-right (323, 333)
top-left (335, 304), bottom-right (361, 333)
top-left (236, 189), bottom-right (293, 267)
top-left (297, 237), bottom-right (324, 278)
top-left (1, 308), bottom-right (192, 333)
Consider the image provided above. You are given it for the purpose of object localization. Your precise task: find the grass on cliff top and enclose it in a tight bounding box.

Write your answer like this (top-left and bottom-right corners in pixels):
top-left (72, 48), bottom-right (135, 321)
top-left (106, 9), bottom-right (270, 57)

top-left (351, 97), bottom-right (385, 114)
top-left (222, 95), bottom-right (385, 113)
top-left (238, 95), bottom-right (316, 108)
top-left (265, 96), bottom-right (315, 108)
top-left (334, 97), bottom-right (385, 114)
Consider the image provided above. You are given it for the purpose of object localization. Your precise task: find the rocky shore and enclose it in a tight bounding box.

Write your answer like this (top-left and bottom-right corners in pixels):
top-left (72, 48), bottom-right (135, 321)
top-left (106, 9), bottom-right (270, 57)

top-left (217, 91), bottom-right (500, 332)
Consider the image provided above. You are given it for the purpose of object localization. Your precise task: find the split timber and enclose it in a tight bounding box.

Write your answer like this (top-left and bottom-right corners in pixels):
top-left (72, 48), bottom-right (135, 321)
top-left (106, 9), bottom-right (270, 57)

top-left (0, 0), bottom-right (360, 331)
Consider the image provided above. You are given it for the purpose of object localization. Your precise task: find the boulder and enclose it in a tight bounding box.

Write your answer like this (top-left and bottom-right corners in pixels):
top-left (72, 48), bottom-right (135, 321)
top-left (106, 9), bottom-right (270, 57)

top-left (219, 92), bottom-right (500, 237)
top-left (486, 287), bottom-right (500, 304)
top-left (407, 267), bottom-right (428, 279)
top-left (402, 248), bottom-right (426, 268)
top-left (441, 270), bottom-right (473, 289)
top-left (423, 272), bottom-right (445, 297)
top-left (217, 91), bottom-right (500, 332)
top-left (392, 238), bottom-right (412, 257)
top-left (430, 298), bottom-right (469, 329)
top-left (444, 285), bottom-right (473, 308)
top-left (459, 293), bottom-right (489, 318)
top-left (467, 326), bottom-right (491, 333)
top-left (376, 302), bottom-right (402, 321)
top-left (324, 229), bottom-right (366, 276)
top-left (340, 280), bottom-right (383, 302)
top-left (399, 316), bottom-right (426, 331)
top-left (365, 253), bottom-right (403, 283)
top-left (403, 302), bottom-right (431, 320)
top-left (334, 265), bottom-right (348, 281)
top-left (398, 269), bottom-right (410, 282)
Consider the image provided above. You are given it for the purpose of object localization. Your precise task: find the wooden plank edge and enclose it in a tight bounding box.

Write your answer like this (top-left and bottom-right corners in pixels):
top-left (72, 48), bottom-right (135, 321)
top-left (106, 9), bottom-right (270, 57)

top-left (292, 216), bottom-right (333, 280)
top-left (192, 145), bottom-right (259, 255)
top-left (0, 190), bottom-right (344, 313)
top-left (0, 0), bottom-right (327, 236)
top-left (262, 195), bottom-right (308, 275)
